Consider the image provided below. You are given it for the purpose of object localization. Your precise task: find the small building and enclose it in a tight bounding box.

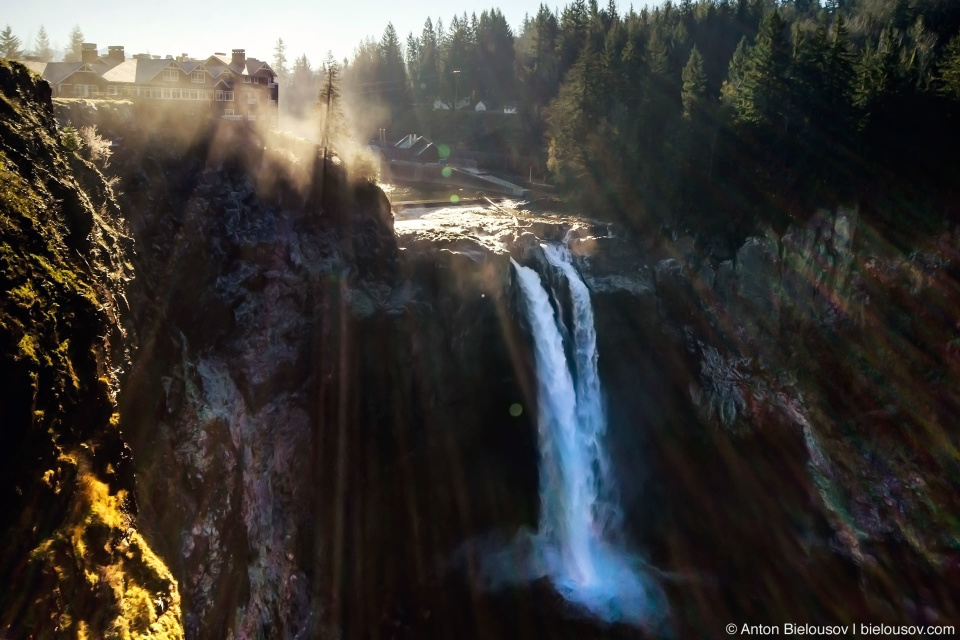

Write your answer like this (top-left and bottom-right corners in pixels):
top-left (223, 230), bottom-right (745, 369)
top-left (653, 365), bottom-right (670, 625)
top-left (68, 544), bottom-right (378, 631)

top-left (432, 98), bottom-right (450, 110)
top-left (393, 134), bottom-right (441, 164)
top-left (503, 105), bottom-right (517, 115)
top-left (475, 101), bottom-right (487, 112)
top-left (455, 97), bottom-right (470, 110)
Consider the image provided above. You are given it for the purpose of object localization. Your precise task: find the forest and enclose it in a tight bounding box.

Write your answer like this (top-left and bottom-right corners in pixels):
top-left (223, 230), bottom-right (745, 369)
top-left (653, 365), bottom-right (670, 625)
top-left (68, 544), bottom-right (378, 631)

top-left (6, 0), bottom-right (960, 246)
top-left (272, 0), bottom-right (960, 249)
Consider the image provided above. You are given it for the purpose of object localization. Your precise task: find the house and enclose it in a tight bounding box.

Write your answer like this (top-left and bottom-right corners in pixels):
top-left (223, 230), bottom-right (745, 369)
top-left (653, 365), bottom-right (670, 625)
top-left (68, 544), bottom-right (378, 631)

top-left (393, 134), bottom-right (441, 164)
top-left (475, 101), bottom-right (487, 112)
top-left (503, 105), bottom-right (517, 115)
top-left (22, 44), bottom-right (278, 124)
top-left (455, 97), bottom-right (470, 110)
top-left (432, 98), bottom-right (450, 110)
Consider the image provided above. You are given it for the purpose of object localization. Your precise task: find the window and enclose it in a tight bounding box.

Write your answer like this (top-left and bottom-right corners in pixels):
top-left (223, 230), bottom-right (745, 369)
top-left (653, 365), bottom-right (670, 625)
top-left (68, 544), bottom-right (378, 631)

top-left (107, 86), bottom-right (118, 95)
top-left (215, 90), bottom-right (224, 101)
top-left (189, 89), bottom-right (198, 100)
top-left (224, 108), bottom-right (235, 116)
top-left (192, 71), bottom-right (205, 83)
top-left (162, 67), bottom-right (179, 81)
top-left (224, 91), bottom-right (234, 101)
top-left (203, 90), bottom-right (214, 100)
top-left (161, 88), bottom-right (170, 99)
top-left (253, 77), bottom-right (260, 84)
top-left (243, 76), bottom-right (251, 83)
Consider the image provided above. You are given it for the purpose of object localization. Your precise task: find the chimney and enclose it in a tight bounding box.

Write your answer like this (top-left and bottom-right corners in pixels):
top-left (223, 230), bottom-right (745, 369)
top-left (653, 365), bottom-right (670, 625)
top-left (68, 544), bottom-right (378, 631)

top-left (231, 48), bottom-right (245, 68)
top-left (107, 46), bottom-right (124, 63)
top-left (133, 53), bottom-right (151, 60)
top-left (81, 42), bottom-right (98, 63)
top-left (177, 52), bottom-right (189, 62)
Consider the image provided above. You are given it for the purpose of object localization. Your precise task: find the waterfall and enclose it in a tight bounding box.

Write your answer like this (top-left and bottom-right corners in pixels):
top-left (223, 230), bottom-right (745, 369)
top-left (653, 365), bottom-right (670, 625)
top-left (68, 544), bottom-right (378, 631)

top-left (502, 245), bottom-right (662, 627)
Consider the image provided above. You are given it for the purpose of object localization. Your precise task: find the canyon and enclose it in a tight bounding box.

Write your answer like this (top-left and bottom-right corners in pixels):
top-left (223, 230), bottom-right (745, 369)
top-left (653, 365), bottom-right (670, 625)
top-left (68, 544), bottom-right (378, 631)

top-left (2, 60), bottom-right (959, 638)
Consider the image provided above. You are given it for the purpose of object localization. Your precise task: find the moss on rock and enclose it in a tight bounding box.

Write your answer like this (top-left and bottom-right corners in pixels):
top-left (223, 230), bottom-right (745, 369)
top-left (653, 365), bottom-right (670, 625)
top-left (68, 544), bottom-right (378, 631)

top-left (0, 60), bottom-right (183, 638)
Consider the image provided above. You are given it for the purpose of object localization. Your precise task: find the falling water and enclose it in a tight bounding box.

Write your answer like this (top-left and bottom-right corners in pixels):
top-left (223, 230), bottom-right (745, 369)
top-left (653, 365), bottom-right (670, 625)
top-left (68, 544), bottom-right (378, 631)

top-left (502, 246), bottom-right (661, 627)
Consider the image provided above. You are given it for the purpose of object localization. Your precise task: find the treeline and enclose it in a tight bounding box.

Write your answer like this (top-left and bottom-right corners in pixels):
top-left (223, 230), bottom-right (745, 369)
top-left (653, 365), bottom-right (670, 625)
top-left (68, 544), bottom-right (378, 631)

top-left (1, 24), bottom-right (84, 63)
top-left (289, 0), bottom-right (960, 245)
top-left (536, 0), bottom-right (960, 243)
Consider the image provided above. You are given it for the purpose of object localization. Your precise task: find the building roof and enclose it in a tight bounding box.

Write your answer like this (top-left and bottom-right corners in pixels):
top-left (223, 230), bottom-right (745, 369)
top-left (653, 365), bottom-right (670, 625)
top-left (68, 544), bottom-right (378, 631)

top-left (37, 62), bottom-right (86, 85)
top-left (23, 49), bottom-right (275, 88)
top-left (101, 58), bottom-right (171, 83)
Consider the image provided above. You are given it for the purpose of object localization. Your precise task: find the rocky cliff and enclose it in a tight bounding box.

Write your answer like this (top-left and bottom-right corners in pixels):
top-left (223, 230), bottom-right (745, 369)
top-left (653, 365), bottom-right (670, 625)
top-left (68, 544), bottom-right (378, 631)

top-left (0, 61), bottom-right (182, 639)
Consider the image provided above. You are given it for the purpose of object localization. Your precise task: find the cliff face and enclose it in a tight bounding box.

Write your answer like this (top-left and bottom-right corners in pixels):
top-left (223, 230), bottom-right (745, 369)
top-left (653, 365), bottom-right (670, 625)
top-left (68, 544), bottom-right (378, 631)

top-left (0, 61), bottom-right (182, 638)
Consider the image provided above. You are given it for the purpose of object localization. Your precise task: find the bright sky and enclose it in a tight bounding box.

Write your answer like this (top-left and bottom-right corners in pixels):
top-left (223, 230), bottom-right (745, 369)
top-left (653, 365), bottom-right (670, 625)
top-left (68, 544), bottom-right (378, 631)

top-left (3, 0), bottom-right (583, 69)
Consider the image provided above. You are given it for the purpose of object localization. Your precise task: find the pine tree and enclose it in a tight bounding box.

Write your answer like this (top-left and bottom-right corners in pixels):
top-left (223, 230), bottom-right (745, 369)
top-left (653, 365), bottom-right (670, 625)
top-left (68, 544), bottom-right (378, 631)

top-left (34, 25), bottom-right (53, 61)
top-left (319, 51), bottom-right (343, 149)
top-left (681, 46), bottom-right (707, 120)
top-left (419, 18), bottom-right (440, 99)
top-left (720, 36), bottom-right (750, 110)
top-left (0, 25), bottom-right (22, 59)
top-left (272, 38), bottom-right (289, 81)
top-left (938, 33), bottom-right (960, 101)
top-left (65, 25), bottom-right (84, 62)
top-left (379, 23), bottom-right (408, 109)
top-left (738, 10), bottom-right (792, 128)
top-left (405, 32), bottom-right (421, 101)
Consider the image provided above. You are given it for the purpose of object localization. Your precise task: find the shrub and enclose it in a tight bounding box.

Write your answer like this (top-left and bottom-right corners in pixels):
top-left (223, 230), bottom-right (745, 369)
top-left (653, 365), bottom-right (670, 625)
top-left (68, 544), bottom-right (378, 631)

top-left (79, 125), bottom-right (112, 167)
top-left (61, 124), bottom-right (83, 152)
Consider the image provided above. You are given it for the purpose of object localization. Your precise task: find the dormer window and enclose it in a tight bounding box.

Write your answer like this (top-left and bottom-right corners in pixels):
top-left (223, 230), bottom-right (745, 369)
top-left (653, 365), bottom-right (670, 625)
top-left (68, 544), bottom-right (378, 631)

top-left (162, 68), bottom-right (179, 81)
top-left (243, 77), bottom-right (251, 83)
top-left (191, 71), bottom-right (205, 83)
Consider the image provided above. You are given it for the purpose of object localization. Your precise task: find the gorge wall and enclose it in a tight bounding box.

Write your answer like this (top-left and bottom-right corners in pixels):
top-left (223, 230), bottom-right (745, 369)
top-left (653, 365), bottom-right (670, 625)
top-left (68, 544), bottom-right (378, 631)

top-left (3, 60), bottom-right (959, 639)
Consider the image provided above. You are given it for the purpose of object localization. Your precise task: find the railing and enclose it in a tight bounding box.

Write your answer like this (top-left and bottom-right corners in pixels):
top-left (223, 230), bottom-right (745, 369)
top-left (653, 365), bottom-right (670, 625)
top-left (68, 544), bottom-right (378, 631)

top-left (223, 114), bottom-right (243, 121)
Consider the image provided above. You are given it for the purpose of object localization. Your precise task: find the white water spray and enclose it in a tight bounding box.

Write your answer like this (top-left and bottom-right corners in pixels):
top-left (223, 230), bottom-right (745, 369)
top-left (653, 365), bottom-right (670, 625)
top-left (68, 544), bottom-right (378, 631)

top-left (499, 245), bottom-right (661, 627)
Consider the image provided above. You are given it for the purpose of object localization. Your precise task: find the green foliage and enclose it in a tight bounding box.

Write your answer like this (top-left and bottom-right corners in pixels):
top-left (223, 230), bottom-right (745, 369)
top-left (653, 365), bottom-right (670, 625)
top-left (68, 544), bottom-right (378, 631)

top-left (322, 1), bottom-right (960, 240)
top-left (682, 46), bottom-right (707, 119)
top-left (61, 124), bottom-right (84, 152)
top-left (938, 34), bottom-right (960, 101)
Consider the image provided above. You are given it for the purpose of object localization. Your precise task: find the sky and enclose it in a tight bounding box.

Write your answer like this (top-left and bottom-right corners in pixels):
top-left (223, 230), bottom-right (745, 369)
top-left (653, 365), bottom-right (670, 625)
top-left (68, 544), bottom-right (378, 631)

top-left (3, 0), bottom-right (587, 69)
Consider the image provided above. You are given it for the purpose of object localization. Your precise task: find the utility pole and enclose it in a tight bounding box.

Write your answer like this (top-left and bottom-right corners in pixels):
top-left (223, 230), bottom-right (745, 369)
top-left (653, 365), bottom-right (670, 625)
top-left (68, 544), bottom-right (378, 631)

top-left (452, 69), bottom-right (461, 147)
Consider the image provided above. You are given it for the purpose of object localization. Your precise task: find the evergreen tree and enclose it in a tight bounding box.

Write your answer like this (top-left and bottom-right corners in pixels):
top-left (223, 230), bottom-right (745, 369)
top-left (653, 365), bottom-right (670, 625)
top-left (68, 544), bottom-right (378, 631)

top-left (738, 10), bottom-right (792, 129)
top-left (939, 34), bottom-right (960, 101)
top-left (272, 38), bottom-right (289, 81)
top-left (420, 18), bottom-right (440, 100)
top-left (721, 36), bottom-right (750, 110)
top-left (379, 23), bottom-right (408, 109)
top-left (34, 25), bottom-right (52, 61)
top-left (319, 51), bottom-right (344, 149)
top-left (682, 46), bottom-right (707, 120)
top-left (65, 25), bottom-right (84, 62)
top-left (405, 32), bottom-right (421, 101)
top-left (0, 25), bottom-right (22, 59)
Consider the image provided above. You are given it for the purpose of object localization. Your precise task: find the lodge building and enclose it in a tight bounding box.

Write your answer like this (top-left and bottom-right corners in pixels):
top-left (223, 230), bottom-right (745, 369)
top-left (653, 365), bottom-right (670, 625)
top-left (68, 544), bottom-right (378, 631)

top-left (20, 44), bottom-right (278, 124)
